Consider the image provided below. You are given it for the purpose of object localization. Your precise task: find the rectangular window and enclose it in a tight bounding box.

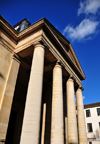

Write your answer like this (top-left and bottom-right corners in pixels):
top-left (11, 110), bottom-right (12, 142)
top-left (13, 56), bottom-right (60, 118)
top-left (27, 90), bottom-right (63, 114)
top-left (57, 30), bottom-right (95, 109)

top-left (87, 123), bottom-right (93, 132)
top-left (86, 109), bottom-right (91, 117)
top-left (97, 108), bottom-right (100, 116)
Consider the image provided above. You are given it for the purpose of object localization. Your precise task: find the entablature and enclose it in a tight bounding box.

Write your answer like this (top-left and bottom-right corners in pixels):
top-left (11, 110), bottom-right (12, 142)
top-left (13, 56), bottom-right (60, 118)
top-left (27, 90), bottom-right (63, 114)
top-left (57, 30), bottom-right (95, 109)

top-left (0, 15), bottom-right (85, 87)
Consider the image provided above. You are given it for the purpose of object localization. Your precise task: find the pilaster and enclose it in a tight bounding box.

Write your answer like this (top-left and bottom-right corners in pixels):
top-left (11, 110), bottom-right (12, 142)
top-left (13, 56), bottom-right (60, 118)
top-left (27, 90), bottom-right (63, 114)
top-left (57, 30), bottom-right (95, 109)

top-left (0, 53), bottom-right (20, 142)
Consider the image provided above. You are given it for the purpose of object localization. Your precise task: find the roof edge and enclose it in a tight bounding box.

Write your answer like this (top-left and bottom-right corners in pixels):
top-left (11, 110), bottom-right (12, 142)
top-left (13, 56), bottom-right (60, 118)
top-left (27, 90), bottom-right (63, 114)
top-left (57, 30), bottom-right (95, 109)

top-left (84, 102), bottom-right (100, 109)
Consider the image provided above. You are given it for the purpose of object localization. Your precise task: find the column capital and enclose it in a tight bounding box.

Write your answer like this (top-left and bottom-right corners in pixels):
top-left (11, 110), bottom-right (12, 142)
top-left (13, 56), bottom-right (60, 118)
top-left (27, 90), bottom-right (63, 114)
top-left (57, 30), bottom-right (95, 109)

top-left (54, 60), bottom-right (62, 68)
top-left (33, 41), bottom-right (45, 49)
top-left (67, 75), bottom-right (74, 82)
top-left (77, 86), bottom-right (84, 91)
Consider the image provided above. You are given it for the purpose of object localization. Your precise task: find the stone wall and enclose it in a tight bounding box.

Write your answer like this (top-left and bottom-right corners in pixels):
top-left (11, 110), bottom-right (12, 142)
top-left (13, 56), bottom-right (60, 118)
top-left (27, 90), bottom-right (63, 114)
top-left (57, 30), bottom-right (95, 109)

top-left (0, 44), bottom-right (20, 141)
top-left (0, 44), bottom-right (12, 109)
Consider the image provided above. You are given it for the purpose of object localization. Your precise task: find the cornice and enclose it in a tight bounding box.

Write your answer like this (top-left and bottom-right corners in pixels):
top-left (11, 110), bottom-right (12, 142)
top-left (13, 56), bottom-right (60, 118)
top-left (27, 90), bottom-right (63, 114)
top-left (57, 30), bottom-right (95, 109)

top-left (12, 53), bottom-right (20, 63)
top-left (17, 19), bottom-right (45, 39)
top-left (0, 15), bottom-right (18, 40)
top-left (69, 44), bottom-right (86, 79)
top-left (43, 18), bottom-right (70, 44)
top-left (15, 29), bottom-right (82, 86)
top-left (42, 32), bottom-right (82, 86)
top-left (0, 15), bottom-right (45, 41)
top-left (84, 102), bottom-right (100, 109)
top-left (44, 23), bottom-right (85, 80)
top-left (0, 37), bottom-right (15, 52)
top-left (0, 16), bottom-right (69, 43)
top-left (0, 15), bottom-right (85, 82)
top-left (15, 30), bottom-right (43, 53)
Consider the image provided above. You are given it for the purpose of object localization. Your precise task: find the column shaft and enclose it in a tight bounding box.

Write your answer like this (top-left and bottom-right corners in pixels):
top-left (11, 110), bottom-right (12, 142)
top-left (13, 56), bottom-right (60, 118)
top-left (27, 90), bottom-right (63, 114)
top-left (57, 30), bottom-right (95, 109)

top-left (41, 103), bottom-right (46, 144)
top-left (20, 43), bottom-right (45, 144)
top-left (51, 63), bottom-right (64, 144)
top-left (76, 88), bottom-right (87, 144)
top-left (65, 117), bottom-right (68, 144)
top-left (67, 78), bottom-right (78, 144)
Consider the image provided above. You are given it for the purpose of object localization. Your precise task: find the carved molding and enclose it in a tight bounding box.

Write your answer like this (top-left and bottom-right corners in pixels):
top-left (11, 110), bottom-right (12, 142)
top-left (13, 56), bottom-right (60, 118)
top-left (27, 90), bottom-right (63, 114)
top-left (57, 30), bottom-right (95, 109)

top-left (0, 16), bottom-right (85, 87)
top-left (41, 33), bottom-right (82, 87)
top-left (12, 53), bottom-right (20, 63)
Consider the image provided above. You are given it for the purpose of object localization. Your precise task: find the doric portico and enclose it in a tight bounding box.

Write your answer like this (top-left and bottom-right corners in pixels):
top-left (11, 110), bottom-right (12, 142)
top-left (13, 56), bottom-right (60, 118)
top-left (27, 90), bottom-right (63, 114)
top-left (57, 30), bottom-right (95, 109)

top-left (0, 15), bottom-right (87, 144)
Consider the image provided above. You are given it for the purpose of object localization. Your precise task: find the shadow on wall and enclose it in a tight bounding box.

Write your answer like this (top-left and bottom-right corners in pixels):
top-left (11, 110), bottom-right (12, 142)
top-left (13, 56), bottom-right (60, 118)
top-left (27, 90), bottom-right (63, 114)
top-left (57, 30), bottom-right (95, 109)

top-left (0, 72), bottom-right (5, 79)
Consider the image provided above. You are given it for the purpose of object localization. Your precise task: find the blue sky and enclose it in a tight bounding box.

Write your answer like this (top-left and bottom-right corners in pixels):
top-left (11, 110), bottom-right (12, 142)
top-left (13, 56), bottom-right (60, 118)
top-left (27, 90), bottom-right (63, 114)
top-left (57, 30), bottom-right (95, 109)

top-left (0, 0), bottom-right (100, 104)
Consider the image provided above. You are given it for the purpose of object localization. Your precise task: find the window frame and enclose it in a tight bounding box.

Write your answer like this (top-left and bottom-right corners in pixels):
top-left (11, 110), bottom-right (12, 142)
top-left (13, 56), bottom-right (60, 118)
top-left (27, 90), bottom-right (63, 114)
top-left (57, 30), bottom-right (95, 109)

top-left (86, 109), bottom-right (91, 117)
top-left (87, 123), bottom-right (93, 132)
top-left (97, 108), bottom-right (100, 116)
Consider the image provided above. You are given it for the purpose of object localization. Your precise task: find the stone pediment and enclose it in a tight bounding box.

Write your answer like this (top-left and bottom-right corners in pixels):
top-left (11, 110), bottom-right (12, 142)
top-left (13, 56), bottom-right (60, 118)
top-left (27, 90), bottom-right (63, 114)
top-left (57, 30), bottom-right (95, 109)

top-left (42, 19), bottom-right (85, 80)
top-left (0, 15), bottom-right (88, 144)
top-left (0, 15), bottom-right (85, 83)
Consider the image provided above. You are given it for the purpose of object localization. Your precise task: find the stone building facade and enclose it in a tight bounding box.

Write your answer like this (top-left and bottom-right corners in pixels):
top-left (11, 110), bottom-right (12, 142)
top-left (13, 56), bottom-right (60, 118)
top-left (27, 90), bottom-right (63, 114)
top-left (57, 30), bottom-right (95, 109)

top-left (0, 15), bottom-right (87, 144)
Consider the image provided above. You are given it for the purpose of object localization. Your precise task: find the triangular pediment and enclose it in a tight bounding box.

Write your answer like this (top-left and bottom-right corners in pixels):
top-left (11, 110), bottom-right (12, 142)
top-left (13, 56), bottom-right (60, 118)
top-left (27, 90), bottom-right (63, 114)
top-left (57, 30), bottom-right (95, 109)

top-left (0, 15), bottom-right (85, 80)
top-left (42, 21), bottom-right (85, 80)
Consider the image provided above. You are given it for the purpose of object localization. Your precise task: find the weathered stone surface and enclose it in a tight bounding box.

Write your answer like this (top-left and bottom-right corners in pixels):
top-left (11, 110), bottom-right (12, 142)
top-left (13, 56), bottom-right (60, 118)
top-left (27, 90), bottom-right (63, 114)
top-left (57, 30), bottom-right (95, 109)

top-left (0, 44), bottom-right (12, 109)
top-left (0, 16), bottom-right (88, 144)
top-left (0, 44), bottom-right (20, 140)
top-left (20, 43), bottom-right (45, 144)
top-left (67, 77), bottom-right (78, 144)
top-left (41, 103), bottom-right (46, 144)
top-left (76, 88), bottom-right (87, 144)
top-left (51, 63), bottom-right (64, 144)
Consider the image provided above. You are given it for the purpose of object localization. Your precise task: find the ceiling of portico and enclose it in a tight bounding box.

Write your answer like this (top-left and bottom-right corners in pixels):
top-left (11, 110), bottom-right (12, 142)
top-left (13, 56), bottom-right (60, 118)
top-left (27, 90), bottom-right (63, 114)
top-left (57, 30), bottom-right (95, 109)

top-left (17, 44), bottom-right (70, 85)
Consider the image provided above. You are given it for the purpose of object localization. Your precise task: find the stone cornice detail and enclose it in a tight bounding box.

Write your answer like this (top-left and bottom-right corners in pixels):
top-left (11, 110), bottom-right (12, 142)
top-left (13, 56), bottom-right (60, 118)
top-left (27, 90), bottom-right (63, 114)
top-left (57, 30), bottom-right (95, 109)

top-left (0, 37), bottom-right (14, 52)
top-left (12, 53), bottom-right (20, 63)
top-left (69, 44), bottom-right (85, 79)
top-left (41, 33), bottom-right (82, 87)
top-left (0, 15), bottom-right (85, 85)
top-left (15, 36), bottom-right (43, 53)
top-left (0, 15), bottom-right (18, 40)
top-left (46, 24), bottom-right (85, 80)
top-left (0, 15), bottom-right (45, 41)
top-left (14, 30), bottom-right (82, 86)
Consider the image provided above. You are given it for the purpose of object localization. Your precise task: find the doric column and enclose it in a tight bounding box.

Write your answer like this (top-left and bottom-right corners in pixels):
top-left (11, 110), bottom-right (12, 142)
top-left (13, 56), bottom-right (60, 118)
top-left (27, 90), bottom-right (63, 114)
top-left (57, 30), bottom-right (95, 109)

top-left (67, 77), bottom-right (78, 144)
top-left (51, 62), bottom-right (64, 144)
top-left (76, 87), bottom-right (87, 144)
top-left (20, 42), bottom-right (45, 144)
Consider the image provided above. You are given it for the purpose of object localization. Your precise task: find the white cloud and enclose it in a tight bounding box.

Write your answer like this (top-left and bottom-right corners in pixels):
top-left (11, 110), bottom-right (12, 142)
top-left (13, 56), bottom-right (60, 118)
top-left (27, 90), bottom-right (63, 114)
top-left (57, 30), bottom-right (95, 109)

top-left (63, 19), bottom-right (99, 41)
top-left (78, 0), bottom-right (100, 15)
top-left (63, 0), bottom-right (100, 42)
